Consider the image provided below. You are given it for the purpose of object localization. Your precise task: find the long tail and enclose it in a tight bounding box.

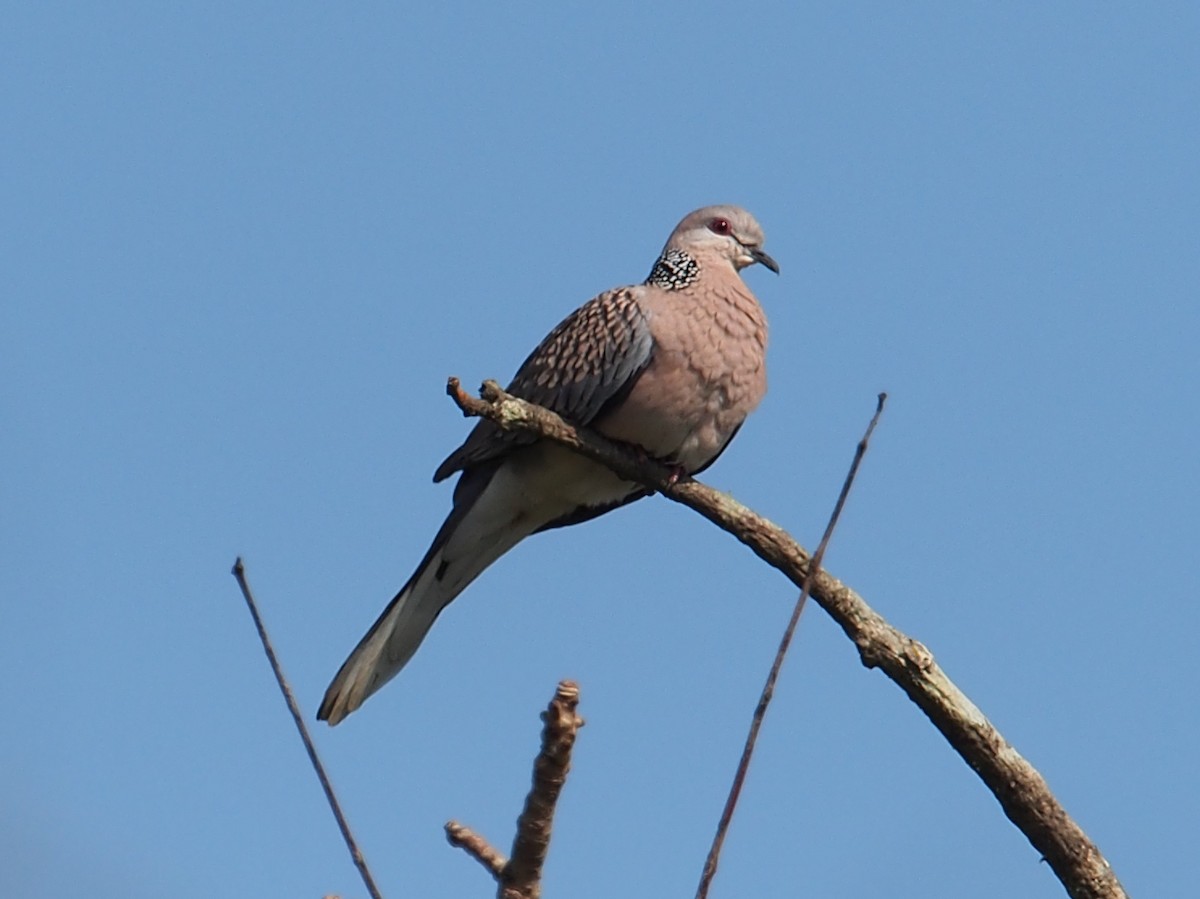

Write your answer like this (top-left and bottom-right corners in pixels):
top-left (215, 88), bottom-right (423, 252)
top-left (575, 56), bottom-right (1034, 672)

top-left (317, 466), bottom-right (536, 725)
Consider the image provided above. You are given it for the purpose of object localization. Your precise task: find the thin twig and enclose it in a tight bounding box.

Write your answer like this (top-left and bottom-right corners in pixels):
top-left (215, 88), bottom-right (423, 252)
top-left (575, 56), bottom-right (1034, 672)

top-left (695, 393), bottom-right (887, 899)
top-left (445, 378), bottom-right (1127, 899)
top-left (446, 681), bottom-right (584, 899)
top-left (445, 821), bottom-right (507, 877)
top-left (231, 558), bottom-right (385, 899)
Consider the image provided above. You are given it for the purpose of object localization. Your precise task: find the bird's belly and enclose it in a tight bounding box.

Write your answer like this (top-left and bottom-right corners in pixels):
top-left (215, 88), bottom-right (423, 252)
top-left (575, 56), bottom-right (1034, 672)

top-left (505, 442), bottom-right (640, 512)
top-left (593, 344), bottom-right (763, 471)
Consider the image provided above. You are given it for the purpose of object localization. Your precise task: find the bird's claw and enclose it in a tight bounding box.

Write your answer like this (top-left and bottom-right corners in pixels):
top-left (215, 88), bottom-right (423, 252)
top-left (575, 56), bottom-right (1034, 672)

top-left (664, 463), bottom-right (688, 487)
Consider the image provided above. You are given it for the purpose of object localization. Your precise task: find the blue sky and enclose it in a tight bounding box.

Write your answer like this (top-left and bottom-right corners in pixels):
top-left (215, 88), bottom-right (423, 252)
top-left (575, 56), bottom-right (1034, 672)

top-left (2, 4), bottom-right (1197, 897)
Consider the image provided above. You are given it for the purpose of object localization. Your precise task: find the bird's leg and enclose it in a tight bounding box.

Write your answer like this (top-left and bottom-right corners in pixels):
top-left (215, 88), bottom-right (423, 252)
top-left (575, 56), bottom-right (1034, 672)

top-left (663, 461), bottom-right (689, 487)
top-left (629, 443), bottom-right (689, 487)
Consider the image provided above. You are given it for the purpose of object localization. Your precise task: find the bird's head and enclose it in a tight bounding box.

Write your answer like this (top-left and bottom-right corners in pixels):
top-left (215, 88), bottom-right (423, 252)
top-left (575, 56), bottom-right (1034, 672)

top-left (665, 205), bottom-right (779, 274)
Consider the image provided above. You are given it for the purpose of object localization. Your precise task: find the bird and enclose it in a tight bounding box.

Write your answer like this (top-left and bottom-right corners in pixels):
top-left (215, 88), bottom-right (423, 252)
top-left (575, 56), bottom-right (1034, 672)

top-left (318, 205), bottom-right (778, 725)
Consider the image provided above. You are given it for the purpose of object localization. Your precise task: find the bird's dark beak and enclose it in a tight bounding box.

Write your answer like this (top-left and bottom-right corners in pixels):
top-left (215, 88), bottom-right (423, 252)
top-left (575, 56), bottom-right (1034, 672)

top-left (750, 247), bottom-right (780, 274)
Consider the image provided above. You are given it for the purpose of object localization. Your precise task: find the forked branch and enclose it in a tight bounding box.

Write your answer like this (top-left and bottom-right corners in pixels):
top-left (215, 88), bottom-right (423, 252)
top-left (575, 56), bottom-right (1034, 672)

top-left (447, 681), bottom-right (584, 899)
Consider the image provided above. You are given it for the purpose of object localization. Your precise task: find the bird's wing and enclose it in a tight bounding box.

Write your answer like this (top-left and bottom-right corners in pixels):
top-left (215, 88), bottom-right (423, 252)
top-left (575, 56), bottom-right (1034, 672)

top-left (433, 286), bottom-right (654, 482)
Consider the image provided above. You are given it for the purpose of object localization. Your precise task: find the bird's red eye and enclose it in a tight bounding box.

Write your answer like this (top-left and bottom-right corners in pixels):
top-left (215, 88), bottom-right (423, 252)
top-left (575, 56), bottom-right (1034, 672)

top-left (708, 217), bottom-right (732, 235)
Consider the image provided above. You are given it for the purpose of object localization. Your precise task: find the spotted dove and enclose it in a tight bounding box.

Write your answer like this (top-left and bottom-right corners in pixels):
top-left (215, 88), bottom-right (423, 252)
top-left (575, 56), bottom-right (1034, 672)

top-left (318, 205), bottom-right (778, 724)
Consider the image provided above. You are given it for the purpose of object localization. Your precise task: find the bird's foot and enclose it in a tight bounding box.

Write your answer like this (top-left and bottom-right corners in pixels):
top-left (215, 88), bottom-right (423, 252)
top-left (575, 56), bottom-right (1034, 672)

top-left (628, 444), bottom-right (688, 486)
top-left (662, 460), bottom-right (689, 487)
top-left (629, 444), bottom-right (689, 487)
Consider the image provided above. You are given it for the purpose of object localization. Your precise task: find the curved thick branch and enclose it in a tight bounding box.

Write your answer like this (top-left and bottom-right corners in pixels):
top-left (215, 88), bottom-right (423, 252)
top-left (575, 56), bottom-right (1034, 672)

top-left (446, 377), bottom-right (1126, 899)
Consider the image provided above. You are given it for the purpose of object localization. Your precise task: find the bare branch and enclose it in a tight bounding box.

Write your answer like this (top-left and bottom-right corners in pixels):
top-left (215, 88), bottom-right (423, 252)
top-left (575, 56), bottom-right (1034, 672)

top-left (504, 680), bottom-right (583, 899)
top-left (447, 680), bottom-right (585, 899)
top-left (231, 558), bottom-right (386, 899)
top-left (446, 821), bottom-right (507, 878)
top-left (446, 378), bottom-right (1127, 899)
top-left (696, 393), bottom-right (887, 899)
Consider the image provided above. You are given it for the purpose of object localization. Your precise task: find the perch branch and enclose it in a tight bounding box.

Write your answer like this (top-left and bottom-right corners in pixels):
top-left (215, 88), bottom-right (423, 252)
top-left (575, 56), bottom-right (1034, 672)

top-left (445, 377), bottom-right (1126, 899)
top-left (446, 680), bottom-right (584, 899)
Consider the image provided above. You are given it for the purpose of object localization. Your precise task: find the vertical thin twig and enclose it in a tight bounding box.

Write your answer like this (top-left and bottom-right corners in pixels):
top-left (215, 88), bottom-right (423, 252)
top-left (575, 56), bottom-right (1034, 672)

top-left (696, 393), bottom-right (888, 899)
top-left (231, 557), bottom-right (385, 899)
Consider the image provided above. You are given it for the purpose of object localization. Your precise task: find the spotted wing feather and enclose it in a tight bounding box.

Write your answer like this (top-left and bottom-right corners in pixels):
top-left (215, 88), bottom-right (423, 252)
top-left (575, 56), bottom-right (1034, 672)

top-left (433, 287), bottom-right (654, 482)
